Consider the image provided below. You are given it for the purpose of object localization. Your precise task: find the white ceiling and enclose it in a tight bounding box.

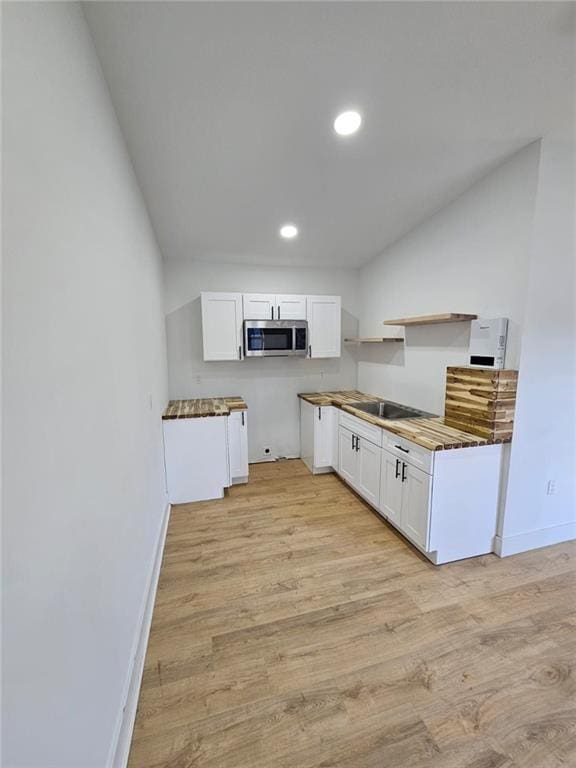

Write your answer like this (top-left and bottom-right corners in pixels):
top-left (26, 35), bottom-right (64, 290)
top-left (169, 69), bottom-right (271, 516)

top-left (85, 1), bottom-right (574, 268)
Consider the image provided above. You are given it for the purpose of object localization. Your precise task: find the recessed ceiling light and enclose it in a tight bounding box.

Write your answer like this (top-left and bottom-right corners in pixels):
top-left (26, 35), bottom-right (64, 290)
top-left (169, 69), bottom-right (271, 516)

top-left (280, 224), bottom-right (298, 239)
top-left (334, 110), bottom-right (362, 136)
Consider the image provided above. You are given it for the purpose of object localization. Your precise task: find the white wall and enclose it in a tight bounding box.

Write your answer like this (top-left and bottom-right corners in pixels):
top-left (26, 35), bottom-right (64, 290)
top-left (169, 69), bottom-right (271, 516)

top-left (357, 143), bottom-right (541, 415)
top-left (2, 4), bottom-right (168, 767)
top-left (501, 118), bottom-right (576, 555)
top-left (164, 261), bottom-right (360, 461)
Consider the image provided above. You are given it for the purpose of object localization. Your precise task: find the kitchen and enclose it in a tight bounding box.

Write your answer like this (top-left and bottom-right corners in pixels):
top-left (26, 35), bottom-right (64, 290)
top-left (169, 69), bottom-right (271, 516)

top-left (163, 291), bottom-right (516, 565)
top-left (3, 3), bottom-right (575, 768)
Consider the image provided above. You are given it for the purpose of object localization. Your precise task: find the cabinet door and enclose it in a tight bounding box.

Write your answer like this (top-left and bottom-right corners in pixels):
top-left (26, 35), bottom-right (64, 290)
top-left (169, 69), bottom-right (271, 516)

top-left (201, 292), bottom-right (243, 361)
top-left (228, 410), bottom-right (249, 483)
top-left (356, 438), bottom-right (381, 508)
top-left (243, 293), bottom-right (276, 320)
top-left (314, 406), bottom-right (333, 468)
top-left (299, 399), bottom-right (315, 473)
top-left (401, 463), bottom-right (432, 550)
top-left (163, 417), bottom-right (229, 503)
top-left (379, 449), bottom-right (403, 526)
top-left (338, 427), bottom-right (357, 486)
top-left (306, 296), bottom-right (341, 358)
top-left (276, 295), bottom-right (307, 320)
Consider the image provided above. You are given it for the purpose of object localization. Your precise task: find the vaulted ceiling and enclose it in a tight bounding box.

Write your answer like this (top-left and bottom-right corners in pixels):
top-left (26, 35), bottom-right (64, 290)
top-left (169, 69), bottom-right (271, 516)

top-left (85, 1), bottom-right (574, 267)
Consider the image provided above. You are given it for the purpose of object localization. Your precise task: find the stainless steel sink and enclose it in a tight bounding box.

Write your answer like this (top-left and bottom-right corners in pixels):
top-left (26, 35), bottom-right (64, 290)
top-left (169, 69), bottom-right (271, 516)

top-left (353, 400), bottom-right (436, 420)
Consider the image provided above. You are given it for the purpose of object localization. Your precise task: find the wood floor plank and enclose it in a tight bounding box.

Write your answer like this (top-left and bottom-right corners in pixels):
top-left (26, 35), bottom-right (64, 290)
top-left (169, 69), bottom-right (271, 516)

top-left (128, 459), bottom-right (576, 768)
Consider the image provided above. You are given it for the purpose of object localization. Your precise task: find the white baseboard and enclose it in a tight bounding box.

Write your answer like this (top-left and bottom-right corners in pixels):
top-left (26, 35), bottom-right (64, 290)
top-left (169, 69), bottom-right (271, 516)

top-left (494, 521), bottom-right (576, 557)
top-left (108, 500), bottom-right (171, 768)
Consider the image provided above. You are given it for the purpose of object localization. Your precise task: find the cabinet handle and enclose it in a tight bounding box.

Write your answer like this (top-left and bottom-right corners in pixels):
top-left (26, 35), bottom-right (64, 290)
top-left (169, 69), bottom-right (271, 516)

top-left (318, 407), bottom-right (321, 421)
top-left (308, 345), bottom-right (312, 358)
top-left (401, 462), bottom-right (407, 482)
top-left (278, 306), bottom-right (281, 319)
top-left (356, 436), bottom-right (360, 452)
top-left (271, 306), bottom-right (274, 320)
top-left (395, 458), bottom-right (400, 478)
top-left (351, 433), bottom-right (355, 450)
top-left (395, 444), bottom-right (409, 453)
top-left (241, 411), bottom-right (245, 426)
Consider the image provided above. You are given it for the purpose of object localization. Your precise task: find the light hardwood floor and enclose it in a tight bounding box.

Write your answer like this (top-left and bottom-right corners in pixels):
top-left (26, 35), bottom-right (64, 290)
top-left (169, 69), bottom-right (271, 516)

top-left (129, 460), bottom-right (576, 768)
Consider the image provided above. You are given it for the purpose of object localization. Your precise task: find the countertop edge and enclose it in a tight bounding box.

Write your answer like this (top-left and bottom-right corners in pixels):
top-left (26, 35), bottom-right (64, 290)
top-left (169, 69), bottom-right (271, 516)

top-left (162, 397), bottom-right (248, 420)
top-left (298, 391), bottom-right (511, 451)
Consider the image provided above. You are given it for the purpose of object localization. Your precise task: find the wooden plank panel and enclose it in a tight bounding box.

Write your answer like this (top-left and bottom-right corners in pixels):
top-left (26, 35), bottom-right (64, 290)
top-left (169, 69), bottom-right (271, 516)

top-left (383, 313), bottom-right (478, 326)
top-left (444, 367), bottom-right (517, 440)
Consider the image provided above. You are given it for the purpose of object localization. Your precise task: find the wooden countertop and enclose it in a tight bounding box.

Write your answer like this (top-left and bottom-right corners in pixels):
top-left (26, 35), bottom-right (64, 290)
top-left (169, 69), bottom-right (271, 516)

top-left (163, 396), bottom-right (247, 420)
top-left (298, 390), bottom-right (510, 451)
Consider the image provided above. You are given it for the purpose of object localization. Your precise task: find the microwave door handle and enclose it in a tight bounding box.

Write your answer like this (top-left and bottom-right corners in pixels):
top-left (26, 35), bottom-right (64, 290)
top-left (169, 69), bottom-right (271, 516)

top-left (271, 305), bottom-right (274, 320)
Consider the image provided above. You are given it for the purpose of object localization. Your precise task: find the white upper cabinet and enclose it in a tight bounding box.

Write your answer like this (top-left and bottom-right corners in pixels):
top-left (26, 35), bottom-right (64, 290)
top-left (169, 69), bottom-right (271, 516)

top-left (201, 292), bottom-right (243, 361)
top-left (243, 293), bottom-right (307, 321)
top-left (200, 292), bottom-right (341, 360)
top-left (276, 295), bottom-right (307, 320)
top-left (243, 294), bottom-right (276, 320)
top-left (306, 296), bottom-right (341, 358)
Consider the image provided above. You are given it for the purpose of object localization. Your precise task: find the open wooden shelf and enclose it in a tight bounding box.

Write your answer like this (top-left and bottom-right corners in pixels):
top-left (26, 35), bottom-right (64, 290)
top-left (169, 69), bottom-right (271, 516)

top-left (383, 313), bottom-right (477, 327)
top-left (344, 337), bottom-right (404, 343)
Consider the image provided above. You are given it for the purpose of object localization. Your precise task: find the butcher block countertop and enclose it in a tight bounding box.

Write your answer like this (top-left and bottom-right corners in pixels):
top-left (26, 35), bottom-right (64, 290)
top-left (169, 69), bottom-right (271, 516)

top-left (163, 396), bottom-right (247, 420)
top-left (298, 390), bottom-right (510, 451)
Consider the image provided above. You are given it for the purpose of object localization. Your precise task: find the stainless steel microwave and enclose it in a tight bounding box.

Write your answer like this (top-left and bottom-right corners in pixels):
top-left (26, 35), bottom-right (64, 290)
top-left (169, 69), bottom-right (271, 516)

top-left (244, 319), bottom-right (308, 357)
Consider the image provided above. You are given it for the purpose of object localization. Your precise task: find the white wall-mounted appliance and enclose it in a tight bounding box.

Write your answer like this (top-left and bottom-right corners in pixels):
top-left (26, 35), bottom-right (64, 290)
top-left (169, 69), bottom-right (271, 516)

top-left (468, 318), bottom-right (508, 369)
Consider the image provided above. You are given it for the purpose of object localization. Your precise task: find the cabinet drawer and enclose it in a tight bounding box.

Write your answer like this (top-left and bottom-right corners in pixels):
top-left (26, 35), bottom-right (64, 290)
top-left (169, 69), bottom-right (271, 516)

top-left (381, 430), bottom-right (433, 474)
top-left (339, 411), bottom-right (382, 447)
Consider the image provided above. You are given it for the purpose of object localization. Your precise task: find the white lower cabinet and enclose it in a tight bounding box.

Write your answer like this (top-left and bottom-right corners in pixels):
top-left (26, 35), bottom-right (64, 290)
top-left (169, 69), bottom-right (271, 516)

top-left (401, 463), bottom-right (432, 549)
top-left (300, 400), bottom-right (338, 474)
top-left (379, 448), bottom-right (431, 550)
top-left (301, 406), bottom-right (503, 564)
top-left (380, 450), bottom-right (403, 527)
top-left (337, 426), bottom-right (381, 507)
top-left (356, 438), bottom-right (382, 507)
top-left (228, 410), bottom-right (249, 484)
top-left (338, 427), bottom-right (357, 485)
top-left (163, 416), bottom-right (230, 504)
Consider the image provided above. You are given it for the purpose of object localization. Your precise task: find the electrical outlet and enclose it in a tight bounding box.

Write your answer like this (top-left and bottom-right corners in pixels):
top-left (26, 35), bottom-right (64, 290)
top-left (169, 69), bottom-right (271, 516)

top-left (546, 480), bottom-right (556, 496)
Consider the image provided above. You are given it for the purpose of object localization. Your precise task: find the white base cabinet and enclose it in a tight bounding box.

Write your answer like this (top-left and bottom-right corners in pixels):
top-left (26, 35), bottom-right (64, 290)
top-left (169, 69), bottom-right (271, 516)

top-left (334, 410), bottom-right (502, 564)
top-left (300, 400), bottom-right (338, 474)
top-left (379, 450), bottom-right (431, 550)
top-left (338, 426), bottom-right (381, 507)
top-left (164, 411), bottom-right (249, 504)
top-left (228, 410), bottom-right (249, 484)
top-left (163, 416), bottom-right (229, 504)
